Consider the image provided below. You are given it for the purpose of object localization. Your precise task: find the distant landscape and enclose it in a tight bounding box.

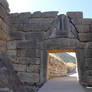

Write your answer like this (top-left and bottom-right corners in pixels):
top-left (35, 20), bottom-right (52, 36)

top-left (52, 53), bottom-right (76, 64)
top-left (50, 53), bottom-right (77, 73)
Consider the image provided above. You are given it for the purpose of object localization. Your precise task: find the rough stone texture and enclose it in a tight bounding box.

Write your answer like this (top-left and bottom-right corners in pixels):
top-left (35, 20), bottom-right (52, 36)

top-left (67, 12), bottom-right (83, 19)
top-left (79, 33), bottom-right (92, 42)
top-left (17, 72), bottom-right (40, 83)
top-left (0, 52), bottom-right (27, 92)
top-left (27, 65), bottom-right (40, 73)
top-left (0, 0), bottom-right (92, 89)
top-left (13, 64), bottom-right (27, 72)
top-left (8, 32), bottom-right (25, 40)
top-left (47, 54), bottom-right (67, 80)
top-left (16, 40), bottom-right (39, 49)
top-left (76, 25), bottom-right (91, 33)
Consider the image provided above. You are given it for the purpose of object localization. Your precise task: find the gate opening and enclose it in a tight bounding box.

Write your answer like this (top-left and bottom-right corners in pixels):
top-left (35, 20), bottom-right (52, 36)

top-left (47, 49), bottom-right (79, 81)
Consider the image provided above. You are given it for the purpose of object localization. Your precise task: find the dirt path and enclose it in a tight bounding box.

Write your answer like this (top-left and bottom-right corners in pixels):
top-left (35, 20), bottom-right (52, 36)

top-left (38, 77), bottom-right (92, 92)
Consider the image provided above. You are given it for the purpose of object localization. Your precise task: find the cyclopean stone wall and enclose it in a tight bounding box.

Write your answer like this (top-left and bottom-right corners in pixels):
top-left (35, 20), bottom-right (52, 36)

top-left (8, 11), bottom-right (58, 85)
top-left (67, 12), bottom-right (92, 86)
top-left (47, 53), bottom-right (67, 80)
top-left (0, 0), bottom-right (92, 91)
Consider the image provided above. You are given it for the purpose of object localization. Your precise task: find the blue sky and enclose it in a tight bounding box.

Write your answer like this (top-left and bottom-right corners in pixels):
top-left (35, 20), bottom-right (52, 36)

top-left (7, 0), bottom-right (92, 18)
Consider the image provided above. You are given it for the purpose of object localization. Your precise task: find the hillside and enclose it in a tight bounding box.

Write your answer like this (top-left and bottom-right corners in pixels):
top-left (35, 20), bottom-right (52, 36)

top-left (51, 53), bottom-right (76, 64)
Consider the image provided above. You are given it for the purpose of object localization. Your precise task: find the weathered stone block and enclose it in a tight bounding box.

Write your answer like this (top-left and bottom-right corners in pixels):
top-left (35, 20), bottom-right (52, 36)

top-left (25, 49), bottom-right (41, 58)
top-left (86, 76), bottom-right (92, 83)
top-left (0, 40), bottom-right (6, 48)
top-left (7, 41), bottom-right (16, 49)
top-left (17, 49), bottom-right (25, 57)
top-left (85, 49), bottom-right (92, 58)
top-left (44, 38), bottom-right (78, 50)
top-left (23, 23), bottom-right (49, 32)
top-left (17, 49), bottom-right (41, 58)
top-left (42, 11), bottom-right (58, 18)
top-left (79, 33), bottom-right (92, 42)
top-left (0, 88), bottom-right (10, 92)
top-left (13, 64), bottom-right (26, 72)
top-left (85, 58), bottom-right (92, 69)
top-left (16, 40), bottom-right (38, 49)
top-left (29, 18), bottom-right (54, 25)
top-left (17, 72), bottom-right (39, 83)
top-left (8, 56), bottom-right (17, 63)
top-left (25, 32), bottom-right (44, 40)
top-left (0, 29), bottom-right (7, 40)
top-left (85, 42), bottom-right (92, 49)
top-left (7, 50), bottom-right (16, 56)
top-left (82, 19), bottom-right (92, 25)
top-left (17, 57), bottom-right (40, 65)
top-left (8, 31), bottom-right (25, 40)
top-left (76, 25), bottom-right (91, 33)
top-left (31, 11), bottom-right (42, 18)
top-left (67, 12), bottom-right (83, 19)
top-left (27, 65), bottom-right (40, 73)
top-left (11, 24), bottom-right (24, 31)
top-left (71, 18), bottom-right (82, 25)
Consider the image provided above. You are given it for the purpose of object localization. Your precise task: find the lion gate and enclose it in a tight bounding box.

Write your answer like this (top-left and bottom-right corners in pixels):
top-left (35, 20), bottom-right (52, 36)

top-left (0, 0), bottom-right (92, 91)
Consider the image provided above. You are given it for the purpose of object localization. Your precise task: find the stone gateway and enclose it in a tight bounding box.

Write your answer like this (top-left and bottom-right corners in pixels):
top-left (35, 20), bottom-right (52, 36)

top-left (0, 0), bottom-right (92, 91)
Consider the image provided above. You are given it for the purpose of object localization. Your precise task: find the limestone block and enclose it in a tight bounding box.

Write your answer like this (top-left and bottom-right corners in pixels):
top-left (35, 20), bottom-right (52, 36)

top-left (85, 49), bottom-right (92, 58)
top-left (41, 11), bottom-right (58, 18)
top-left (77, 41), bottom-right (86, 49)
top-left (8, 31), bottom-right (25, 40)
top-left (76, 25), bottom-right (91, 33)
top-left (13, 64), bottom-right (26, 72)
top-left (9, 12), bottom-right (32, 24)
top-left (25, 32), bottom-right (44, 40)
top-left (20, 12), bottom-right (31, 16)
top-left (17, 49), bottom-right (40, 58)
top-left (8, 56), bottom-right (17, 63)
top-left (10, 24), bottom-right (24, 31)
top-left (7, 50), bottom-right (16, 56)
top-left (31, 11), bottom-right (42, 18)
top-left (85, 58), bottom-right (92, 69)
top-left (17, 72), bottom-right (40, 83)
top-left (0, 88), bottom-right (10, 92)
top-left (86, 76), bottom-right (92, 83)
top-left (25, 49), bottom-right (41, 58)
top-left (17, 57), bottom-right (40, 65)
top-left (0, 18), bottom-right (8, 32)
top-left (9, 17), bottom-right (29, 24)
top-left (79, 33), bottom-right (92, 42)
top-left (27, 65), bottom-right (40, 73)
top-left (16, 40), bottom-right (38, 49)
top-left (71, 18), bottom-right (82, 25)
top-left (7, 41), bottom-right (16, 49)
top-left (0, 30), bottom-right (7, 40)
top-left (85, 42), bottom-right (92, 49)
top-left (67, 12), bottom-right (83, 25)
top-left (17, 49), bottom-right (25, 57)
top-left (67, 12), bottom-right (83, 19)
top-left (45, 38), bottom-right (78, 50)
top-left (0, 40), bottom-right (6, 48)
top-left (23, 23), bottom-right (49, 32)
top-left (82, 19), bottom-right (92, 25)
top-left (29, 18), bottom-right (54, 25)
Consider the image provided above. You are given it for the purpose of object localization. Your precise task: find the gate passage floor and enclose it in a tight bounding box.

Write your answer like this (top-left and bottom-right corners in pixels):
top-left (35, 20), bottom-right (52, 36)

top-left (38, 77), bottom-right (92, 92)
